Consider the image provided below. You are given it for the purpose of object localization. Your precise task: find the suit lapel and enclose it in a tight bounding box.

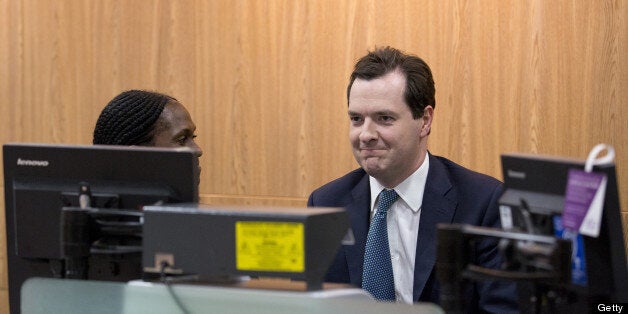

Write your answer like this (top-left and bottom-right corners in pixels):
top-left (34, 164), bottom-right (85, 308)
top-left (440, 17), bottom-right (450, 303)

top-left (413, 154), bottom-right (458, 300)
top-left (343, 172), bottom-right (371, 285)
top-left (342, 158), bottom-right (459, 296)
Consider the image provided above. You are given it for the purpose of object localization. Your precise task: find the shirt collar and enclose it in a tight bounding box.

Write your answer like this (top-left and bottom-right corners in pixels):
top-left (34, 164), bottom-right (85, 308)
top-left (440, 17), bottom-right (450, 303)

top-left (369, 152), bottom-right (430, 213)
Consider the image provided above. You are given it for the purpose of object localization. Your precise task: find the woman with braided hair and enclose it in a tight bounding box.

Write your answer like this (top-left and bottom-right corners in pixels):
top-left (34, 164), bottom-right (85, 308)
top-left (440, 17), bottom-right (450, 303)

top-left (93, 90), bottom-right (203, 157)
top-left (94, 90), bottom-right (203, 186)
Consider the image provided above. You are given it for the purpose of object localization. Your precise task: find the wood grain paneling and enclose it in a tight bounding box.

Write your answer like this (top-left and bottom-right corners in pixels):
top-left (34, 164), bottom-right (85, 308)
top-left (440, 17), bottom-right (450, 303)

top-left (1, 1), bottom-right (627, 312)
top-left (200, 195), bottom-right (306, 208)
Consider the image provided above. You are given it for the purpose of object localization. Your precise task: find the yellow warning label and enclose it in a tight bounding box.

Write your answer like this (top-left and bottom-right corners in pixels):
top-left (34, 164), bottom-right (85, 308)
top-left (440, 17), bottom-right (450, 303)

top-left (235, 221), bottom-right (304, 273)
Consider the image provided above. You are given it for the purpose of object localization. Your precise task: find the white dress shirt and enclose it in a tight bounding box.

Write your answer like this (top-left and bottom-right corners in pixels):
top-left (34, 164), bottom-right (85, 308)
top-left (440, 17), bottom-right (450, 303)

top-left (368, 153), bottom-right (429, 303)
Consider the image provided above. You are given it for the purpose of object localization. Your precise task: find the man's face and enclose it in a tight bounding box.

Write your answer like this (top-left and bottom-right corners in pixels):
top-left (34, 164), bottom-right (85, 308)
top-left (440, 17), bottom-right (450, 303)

top-left (151, 101), bottom-right (203, 157)
top-left (348, 70), bottom-right (432, 187)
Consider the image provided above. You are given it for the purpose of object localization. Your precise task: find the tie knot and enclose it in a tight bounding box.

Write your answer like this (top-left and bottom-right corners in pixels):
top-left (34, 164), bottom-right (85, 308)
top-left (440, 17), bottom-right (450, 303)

top-left (377, 189), bottom-right (398, 215)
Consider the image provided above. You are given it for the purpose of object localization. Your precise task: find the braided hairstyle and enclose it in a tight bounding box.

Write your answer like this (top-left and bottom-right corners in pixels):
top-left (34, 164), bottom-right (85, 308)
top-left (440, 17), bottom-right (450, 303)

top-left (93, 90), bottom-right (176, 145)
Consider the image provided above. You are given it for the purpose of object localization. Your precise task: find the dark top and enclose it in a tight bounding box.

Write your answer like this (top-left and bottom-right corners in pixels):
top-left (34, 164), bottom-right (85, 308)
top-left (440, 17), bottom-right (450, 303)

top-left (307, 153), bottom-right (518, 313)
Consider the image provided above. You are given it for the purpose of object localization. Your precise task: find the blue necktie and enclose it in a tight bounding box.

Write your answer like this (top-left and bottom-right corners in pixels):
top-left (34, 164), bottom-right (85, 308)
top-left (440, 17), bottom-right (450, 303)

top-left (362, 189), bottom-right (399, 301)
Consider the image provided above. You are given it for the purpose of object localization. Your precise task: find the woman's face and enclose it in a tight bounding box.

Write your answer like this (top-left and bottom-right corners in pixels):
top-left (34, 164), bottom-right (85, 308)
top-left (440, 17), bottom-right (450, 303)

top-left (150, 100), bottom-right (203, 157)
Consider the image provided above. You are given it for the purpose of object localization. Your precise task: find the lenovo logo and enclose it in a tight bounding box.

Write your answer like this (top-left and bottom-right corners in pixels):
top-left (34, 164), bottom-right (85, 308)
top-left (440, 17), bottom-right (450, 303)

top-left (507, 169), bottom-right (526, 179)
top-left (17, 158), bottom-right (49, 167)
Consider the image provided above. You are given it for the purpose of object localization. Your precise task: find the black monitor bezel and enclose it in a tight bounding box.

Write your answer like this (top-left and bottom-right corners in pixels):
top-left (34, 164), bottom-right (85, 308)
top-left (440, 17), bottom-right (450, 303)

top-left (500, 152), bottom-right (628, 302)
top-left (3, 143), bottom-right (199, 313)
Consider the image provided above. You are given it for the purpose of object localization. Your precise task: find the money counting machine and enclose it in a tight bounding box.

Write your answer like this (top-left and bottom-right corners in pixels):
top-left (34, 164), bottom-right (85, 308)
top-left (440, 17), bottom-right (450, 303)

top-left (142, 204), bottom-right (349, 291)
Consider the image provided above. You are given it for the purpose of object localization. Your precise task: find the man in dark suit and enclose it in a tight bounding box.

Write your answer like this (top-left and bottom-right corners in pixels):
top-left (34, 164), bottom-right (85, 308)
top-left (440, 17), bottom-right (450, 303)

top-left (307, 47), bottom-right (518, 313)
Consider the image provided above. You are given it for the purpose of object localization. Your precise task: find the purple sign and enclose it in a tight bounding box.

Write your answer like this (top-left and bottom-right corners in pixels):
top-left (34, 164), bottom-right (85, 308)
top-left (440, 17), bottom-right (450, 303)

top-left (562, 169), bottom-right (606, 231)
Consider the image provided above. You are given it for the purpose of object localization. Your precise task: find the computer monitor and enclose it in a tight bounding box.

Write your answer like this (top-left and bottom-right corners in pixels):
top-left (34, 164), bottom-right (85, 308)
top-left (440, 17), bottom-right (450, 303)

top-left (3, 143), bottom-right (199, 313)
top-left (499, 153), bottom-right (628, 306)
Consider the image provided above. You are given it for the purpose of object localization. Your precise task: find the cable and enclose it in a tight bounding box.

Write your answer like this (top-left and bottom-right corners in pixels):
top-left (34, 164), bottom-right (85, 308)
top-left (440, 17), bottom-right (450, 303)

top-left (160, 261), bottom-right (191, 314)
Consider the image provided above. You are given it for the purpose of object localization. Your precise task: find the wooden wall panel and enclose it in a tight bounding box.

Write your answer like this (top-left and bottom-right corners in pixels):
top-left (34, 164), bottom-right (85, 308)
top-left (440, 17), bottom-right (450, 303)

top-left (1, 0), bottom-right (627, 312)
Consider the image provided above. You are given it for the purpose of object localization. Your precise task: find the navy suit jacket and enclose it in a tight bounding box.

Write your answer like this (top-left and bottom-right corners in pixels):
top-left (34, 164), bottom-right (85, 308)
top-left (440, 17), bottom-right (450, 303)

top-left (307, 154), bottom-right (518, 313)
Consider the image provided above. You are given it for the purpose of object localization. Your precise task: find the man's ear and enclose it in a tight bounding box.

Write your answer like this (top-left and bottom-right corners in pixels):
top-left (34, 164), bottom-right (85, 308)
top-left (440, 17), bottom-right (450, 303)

top-left (420, 106), bottom-right (434, 137)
